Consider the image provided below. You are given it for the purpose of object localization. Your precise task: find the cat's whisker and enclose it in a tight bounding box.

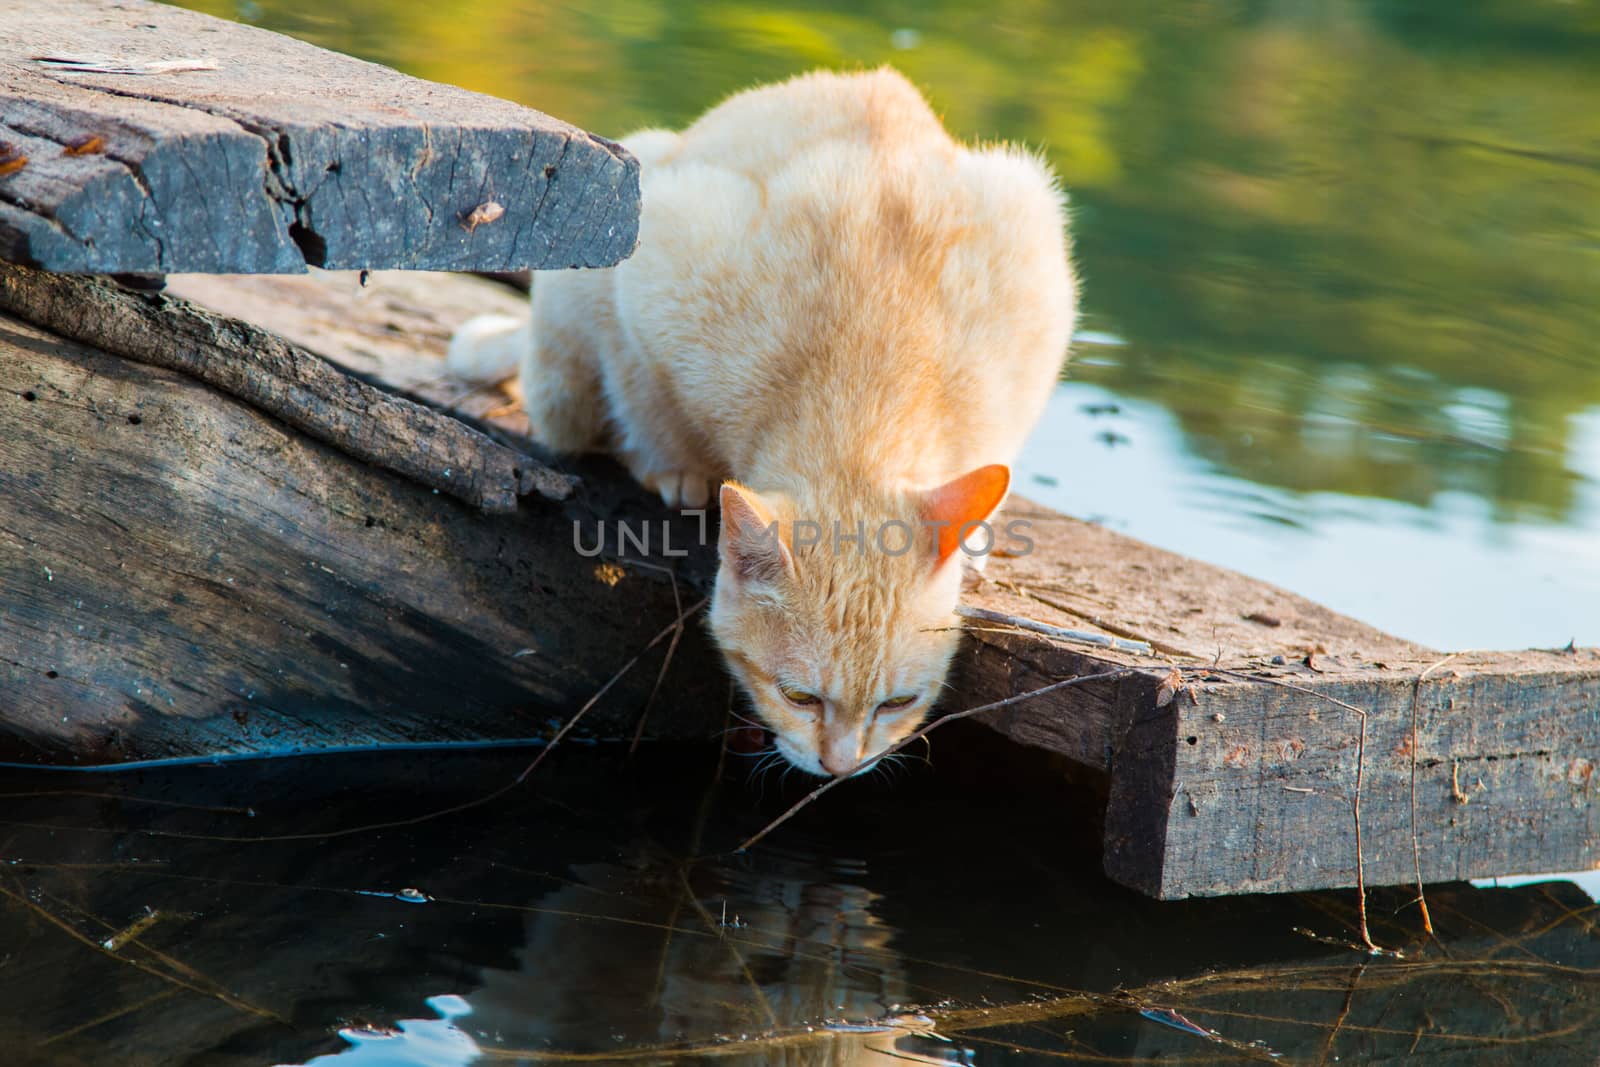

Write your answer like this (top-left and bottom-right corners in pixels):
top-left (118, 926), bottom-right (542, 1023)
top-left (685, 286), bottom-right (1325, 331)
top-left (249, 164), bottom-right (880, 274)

top-left (877, 754), bottom-right (911, 782)
top-left (747, 751), bottom-right (786, 801)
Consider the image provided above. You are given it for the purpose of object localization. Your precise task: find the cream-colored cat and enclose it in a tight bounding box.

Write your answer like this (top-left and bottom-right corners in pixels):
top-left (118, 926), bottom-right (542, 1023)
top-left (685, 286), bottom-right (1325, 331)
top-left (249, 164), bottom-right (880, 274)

top-left (450, 68), bottom-right (1076, 777)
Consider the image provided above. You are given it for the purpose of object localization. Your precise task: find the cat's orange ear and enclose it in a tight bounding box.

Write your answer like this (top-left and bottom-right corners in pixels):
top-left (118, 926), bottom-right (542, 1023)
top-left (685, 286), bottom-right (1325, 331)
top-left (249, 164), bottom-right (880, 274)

top-left (719, 482), bottom-right (794, 584)
top-left (920, 464), bottom-right (1011, 567)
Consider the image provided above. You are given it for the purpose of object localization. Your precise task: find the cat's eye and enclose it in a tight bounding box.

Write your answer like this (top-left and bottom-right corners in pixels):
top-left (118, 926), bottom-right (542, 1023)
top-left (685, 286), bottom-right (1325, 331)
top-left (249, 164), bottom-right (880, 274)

top-left (779, 685), bottom-right (822, 708)
top-left (878, 694), bottom-right (918, 711)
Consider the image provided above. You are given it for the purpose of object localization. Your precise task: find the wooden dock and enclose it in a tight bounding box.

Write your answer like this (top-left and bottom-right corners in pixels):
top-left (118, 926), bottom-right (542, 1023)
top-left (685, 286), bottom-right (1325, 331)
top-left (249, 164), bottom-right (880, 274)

top-left (0, 2), bottom-right (1594, 901)
top-left (0, 0), bottom-right (637, 273)
top-left (2, 262), bottom-right (1593, 900)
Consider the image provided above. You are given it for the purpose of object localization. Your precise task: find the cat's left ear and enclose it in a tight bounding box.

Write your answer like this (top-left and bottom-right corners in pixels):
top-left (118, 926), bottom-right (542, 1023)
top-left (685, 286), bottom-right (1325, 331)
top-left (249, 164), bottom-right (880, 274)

top-left (719, 482), bottom-right (795, 585)
top-left (920, 464), bottom-right (1011, 568)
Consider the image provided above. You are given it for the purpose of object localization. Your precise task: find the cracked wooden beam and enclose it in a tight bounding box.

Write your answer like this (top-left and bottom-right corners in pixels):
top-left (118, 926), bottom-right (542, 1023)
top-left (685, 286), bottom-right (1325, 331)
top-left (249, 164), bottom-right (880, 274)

top-left (0, 0), bottom-right (638, 274)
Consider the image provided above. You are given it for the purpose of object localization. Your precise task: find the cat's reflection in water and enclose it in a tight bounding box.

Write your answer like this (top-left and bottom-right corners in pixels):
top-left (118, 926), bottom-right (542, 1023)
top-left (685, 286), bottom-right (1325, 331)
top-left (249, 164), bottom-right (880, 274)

top-left (457, 856), bottom-right (959, 1065)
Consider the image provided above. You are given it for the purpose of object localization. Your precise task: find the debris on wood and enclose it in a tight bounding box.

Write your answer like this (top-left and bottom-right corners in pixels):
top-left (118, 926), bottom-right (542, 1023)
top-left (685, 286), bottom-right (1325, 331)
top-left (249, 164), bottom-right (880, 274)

top-left (462, 202), bottom-right (506, 233)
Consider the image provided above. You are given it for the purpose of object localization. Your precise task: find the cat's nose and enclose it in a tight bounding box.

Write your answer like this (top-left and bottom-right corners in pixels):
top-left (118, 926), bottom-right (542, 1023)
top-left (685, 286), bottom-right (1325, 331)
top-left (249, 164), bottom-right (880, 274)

top-left (818, 738), bottom-right (862, 777)
top-left (819, 752), bottom-right (858, 777)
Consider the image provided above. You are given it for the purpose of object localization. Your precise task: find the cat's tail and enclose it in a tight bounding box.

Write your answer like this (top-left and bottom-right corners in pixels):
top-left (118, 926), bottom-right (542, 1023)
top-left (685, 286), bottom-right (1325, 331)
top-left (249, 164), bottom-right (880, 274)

top-left (446, 314), bottom-right (529, 384)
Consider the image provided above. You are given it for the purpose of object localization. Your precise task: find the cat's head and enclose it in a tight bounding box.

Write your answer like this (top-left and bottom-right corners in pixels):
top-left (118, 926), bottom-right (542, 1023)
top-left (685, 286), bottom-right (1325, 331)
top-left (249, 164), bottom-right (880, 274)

top-left (708, 465), bottom-right (1009, 777)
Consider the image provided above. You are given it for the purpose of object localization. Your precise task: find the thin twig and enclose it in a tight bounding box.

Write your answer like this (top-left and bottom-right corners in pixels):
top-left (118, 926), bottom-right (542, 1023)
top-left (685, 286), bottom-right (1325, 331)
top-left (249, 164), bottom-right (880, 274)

top-left (630, 564), bottom-right (691, 753)
top-left (1317, 960), bottom-right (1367, 1067)
top-left (734, 666), bottom-right (1140, 852)
top-left (514, 596), bottom-right (709, 783)
top-left (1409, 654), bottom-right (1460, 937)
top-left (38, 989), bottom-right (180, 1047)
top-left (994, 580), bottom-right (1203, 658)
top-left (0, 880), bottom-right (281, 1021)
top-left (674, 868), bottom-right (779, 1029)
top-left (954, 605), bottom-right (1154, 655)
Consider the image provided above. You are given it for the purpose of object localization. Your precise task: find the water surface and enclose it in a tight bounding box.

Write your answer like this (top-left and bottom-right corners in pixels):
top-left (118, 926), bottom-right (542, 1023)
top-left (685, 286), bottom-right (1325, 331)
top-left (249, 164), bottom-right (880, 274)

top-left (3, 742), bottom-right (1598, 1064)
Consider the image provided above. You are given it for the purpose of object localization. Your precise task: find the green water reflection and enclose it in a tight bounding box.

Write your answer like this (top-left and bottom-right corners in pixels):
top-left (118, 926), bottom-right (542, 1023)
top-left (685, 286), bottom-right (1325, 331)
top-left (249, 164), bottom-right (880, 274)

top-left (181, 0), bottom-right (1600, 528)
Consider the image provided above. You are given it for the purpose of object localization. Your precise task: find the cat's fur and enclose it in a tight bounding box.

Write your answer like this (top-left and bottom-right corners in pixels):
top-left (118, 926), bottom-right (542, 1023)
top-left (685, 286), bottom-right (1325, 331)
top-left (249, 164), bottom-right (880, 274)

top-left (449, 68), bottom-right (1076, 777)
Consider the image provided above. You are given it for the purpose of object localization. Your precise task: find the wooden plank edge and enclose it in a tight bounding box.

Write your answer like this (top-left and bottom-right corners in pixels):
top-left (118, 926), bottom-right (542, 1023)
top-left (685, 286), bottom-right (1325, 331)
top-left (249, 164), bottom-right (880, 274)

top-left (0, 0), bottom-right (640, 273)
top-left (0, 262), bottom-right (572, 511)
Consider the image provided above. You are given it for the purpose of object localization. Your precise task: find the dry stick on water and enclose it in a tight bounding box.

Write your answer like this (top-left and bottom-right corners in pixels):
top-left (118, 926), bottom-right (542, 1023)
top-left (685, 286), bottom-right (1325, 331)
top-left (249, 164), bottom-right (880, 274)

top-left (734, 666), bottom-right (1142, 853)
top-left (0, 880), bottom-right (282, 1022)
top-left (1407, 653), bottom-right (1462, 937)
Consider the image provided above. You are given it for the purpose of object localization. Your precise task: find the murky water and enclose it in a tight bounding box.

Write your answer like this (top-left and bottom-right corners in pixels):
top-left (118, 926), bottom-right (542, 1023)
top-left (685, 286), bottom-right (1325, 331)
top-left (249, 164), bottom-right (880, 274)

top-left (31, 1), bottom-right (1598, 1062)
top-left (4, 740), bottom-right (1599, 1065)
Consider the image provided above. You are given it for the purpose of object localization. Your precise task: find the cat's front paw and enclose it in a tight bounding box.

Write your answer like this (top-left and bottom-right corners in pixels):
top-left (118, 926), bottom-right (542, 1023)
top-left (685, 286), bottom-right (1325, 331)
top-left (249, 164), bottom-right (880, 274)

top-left (640, 470), bottom-right (715, 510)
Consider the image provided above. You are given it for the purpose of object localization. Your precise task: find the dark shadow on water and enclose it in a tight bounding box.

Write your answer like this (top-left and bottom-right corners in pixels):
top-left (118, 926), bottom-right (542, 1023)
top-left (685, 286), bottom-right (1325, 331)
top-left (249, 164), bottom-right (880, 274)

top-left (1, 733), bottom-right (1596, 1064)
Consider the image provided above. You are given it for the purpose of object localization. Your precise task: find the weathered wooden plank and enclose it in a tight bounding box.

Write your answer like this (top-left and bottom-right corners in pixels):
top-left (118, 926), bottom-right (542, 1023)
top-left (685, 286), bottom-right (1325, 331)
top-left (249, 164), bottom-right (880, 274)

top-left (0, 308), bottom-right (724, 763)
top-left (0, 0), bottom-right (638, 273)
top-left (1104, 651), bottom-right (1600, 899)
top-left (0, 262), bottom-right (567, 511)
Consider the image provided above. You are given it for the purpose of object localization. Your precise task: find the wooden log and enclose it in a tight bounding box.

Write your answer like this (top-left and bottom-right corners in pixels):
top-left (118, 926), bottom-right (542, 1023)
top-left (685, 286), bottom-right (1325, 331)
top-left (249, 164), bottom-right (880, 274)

top-left (2, 265), bottom-right (1596, 899)
top-left (0, 262), bottom-right (568, 512)
top-left (0, 0), bottom-right (638, 274)
top-left (0, 295), bottom-right (726, 764)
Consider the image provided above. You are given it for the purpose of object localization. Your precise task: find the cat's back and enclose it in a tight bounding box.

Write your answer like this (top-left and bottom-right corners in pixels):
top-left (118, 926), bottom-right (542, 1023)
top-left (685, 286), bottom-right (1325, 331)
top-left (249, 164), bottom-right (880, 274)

top-left (670, 67), bottom-right (953, 176)
top-left (615, 68), bottom-right (1074, 484)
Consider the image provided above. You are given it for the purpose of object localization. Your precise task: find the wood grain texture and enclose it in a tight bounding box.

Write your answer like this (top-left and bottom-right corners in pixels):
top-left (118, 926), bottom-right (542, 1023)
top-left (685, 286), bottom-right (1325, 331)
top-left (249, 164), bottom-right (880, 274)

top-left (1110, 651), bottom-right (1600, 898)
top-left (0, 262), bottom-right (567, 512)
top-left (0, 311), bottom-right (724, 764)
top-left (0, 0), bottom-right (638, 273)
